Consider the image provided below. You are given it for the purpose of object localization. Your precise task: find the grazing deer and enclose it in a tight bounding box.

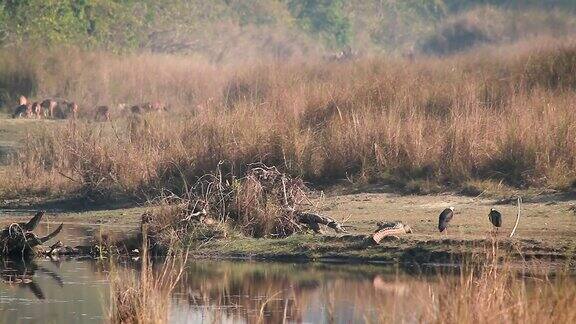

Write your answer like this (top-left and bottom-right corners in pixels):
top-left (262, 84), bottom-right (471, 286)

top-left (142, 101), bottom-right (167, 113)
top-left (19, 95), bottom-right (28, 106)
top-left (67, 102), bottom-right (78, 119)
top-left (31, 102), bottom-right (43, 119)
top-left (94, 106), bottom-right (110, 122)
top-left (41, 99), bottom-right (57, 118)
top-left (12, 104), bottom-right (32, 118)
top-left (130, 105), bottom-right (142, 114)
top-left (324, 46), bottom-right (356, 62)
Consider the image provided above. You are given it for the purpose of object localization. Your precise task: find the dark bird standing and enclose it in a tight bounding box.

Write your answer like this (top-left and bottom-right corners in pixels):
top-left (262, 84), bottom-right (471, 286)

top-left (488, 208), bottom-right (502, 232)
top-left (438, 207), bottom-right (454, 235)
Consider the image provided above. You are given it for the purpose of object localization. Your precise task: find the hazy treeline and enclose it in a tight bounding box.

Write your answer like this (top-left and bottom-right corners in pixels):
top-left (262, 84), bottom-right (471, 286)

top-left (1, 0), bottom-right (576, 56)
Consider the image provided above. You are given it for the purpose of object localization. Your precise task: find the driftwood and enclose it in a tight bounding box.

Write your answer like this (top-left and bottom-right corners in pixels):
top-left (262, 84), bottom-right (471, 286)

top-left (291, 209), bottom-right (346, 234)
top-left (0, 211), bottom-right (63, 257)
top-left (371, 222), bottom-right (412, 245)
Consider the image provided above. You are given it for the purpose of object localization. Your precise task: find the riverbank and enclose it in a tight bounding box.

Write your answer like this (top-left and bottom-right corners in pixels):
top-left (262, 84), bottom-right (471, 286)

top-left (2, 190), bottom-right (574, 266)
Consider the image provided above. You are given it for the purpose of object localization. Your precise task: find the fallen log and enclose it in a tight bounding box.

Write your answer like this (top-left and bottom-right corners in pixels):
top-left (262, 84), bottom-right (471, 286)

top-left (295, 211), bottom-right (346, 234)
top-left (370, 222), bottom-right (412, 245)
top-left (1, 211), bottom-right (63, 257)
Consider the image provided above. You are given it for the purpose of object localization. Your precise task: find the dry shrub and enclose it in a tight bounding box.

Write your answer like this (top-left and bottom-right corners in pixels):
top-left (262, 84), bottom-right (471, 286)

top-left (146, 164), bottom-right (310, 241)
top-left (230, 165), bottom-right (308, 237)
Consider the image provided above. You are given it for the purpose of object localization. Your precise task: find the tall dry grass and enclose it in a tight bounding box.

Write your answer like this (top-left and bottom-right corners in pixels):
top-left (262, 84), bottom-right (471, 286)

top-left (108, 229), bottom-right (187, 323)
top-left (416, 246), bottom-right (576, 324)
top-left (109, 243), bottom-right (576, 324)
top-left (3, 37), bottom-right (576, 199)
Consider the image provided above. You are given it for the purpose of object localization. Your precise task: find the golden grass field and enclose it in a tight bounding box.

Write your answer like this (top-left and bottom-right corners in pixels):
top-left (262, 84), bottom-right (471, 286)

top-left (0, 38), bottom-right (575, 262)
top-left (1, 38), bottom-right (576, 201)
top-left (1, 8), bottom-right (576, 323)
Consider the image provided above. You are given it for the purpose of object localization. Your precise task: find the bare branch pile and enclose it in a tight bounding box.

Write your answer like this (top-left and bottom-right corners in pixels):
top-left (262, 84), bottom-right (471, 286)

top-left (149, 163), bottom-right (346, 240)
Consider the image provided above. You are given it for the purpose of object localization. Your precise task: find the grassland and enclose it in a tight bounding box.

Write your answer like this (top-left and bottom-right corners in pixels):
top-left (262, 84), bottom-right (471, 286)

top-left (0, 38), bottom-right (576, 266)
top-left (2, 38), bottom-right (576, 202)
top-left (189, 190), bottom-right (576, 264)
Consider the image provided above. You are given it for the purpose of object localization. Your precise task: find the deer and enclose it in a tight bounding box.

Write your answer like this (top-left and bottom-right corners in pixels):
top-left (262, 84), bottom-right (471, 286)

top-left (94, 106), bottom-right (110, 122)
top-left (19, 95), bottom-right (28, 106)
top-left (65, 101), bottom-right (78, 119)
top-left (41, 99), bottom-right (57, 118)
top-left (130, 105), bottom-right (143, 114)
top-left (128, 102), bottom-right (167, 115)
top-left (12, 104), bottom-right (32, 118)
top-left (324, 46), bottom-right (356, 62)
top-left (31, 102), bottom-right (43, 119)
top-left (142, 101), bottom-right (167, 113)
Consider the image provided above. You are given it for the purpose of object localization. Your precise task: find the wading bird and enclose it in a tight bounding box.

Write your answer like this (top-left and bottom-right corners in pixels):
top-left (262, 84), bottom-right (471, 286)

top-left (488, 208), bottom-right (502, 233)
top-left (438, 207), bottom-right (454, 236)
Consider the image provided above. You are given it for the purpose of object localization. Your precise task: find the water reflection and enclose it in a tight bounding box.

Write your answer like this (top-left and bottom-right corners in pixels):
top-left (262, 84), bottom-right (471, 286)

top-left (0, 257), bottom-right (109, 323)
top-left (171, 262), bottom-right (439, 323)
top-left (2, 255), bottom-right (568, 323)
top-left (1, 258), bottom-right (67, 300)
top-left (1, 255), bottom-right (443, 323)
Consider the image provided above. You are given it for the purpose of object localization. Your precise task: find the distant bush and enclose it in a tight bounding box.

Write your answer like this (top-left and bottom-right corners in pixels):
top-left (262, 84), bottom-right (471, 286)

top-left (0, 50), bottom-right (38, 108)
top-left (287, 0), bottom-right (351, 47)
top-left (419, 6), bottom-right (576, 56)
top-left (0, 1), bottom-right (574, 57)
top-left (420, 18), bottom-right (490, 55)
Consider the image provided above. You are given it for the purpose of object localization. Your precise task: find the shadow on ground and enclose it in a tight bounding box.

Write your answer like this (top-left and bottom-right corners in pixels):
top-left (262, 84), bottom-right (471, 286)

top-left (1, 195), bottom-right (138, 213)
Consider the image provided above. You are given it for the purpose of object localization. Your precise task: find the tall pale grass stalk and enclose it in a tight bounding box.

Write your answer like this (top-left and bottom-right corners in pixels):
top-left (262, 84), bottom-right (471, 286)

top-left (419, 245), bottom-right (576, 323)
top-left (108, 228), bottom-right (188, 323)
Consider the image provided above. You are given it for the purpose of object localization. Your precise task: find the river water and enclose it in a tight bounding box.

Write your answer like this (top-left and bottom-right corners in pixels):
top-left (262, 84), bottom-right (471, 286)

top-left (2, 220), bottom-right (561, 323)
top-left (1, 256), bottom-right (442, 324)
top-left (0, 221), bottom-right (448, 323)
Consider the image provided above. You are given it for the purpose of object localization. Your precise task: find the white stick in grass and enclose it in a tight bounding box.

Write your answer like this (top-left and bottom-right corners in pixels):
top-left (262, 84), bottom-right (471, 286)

top-left (509, 196), bottom-right (522, 238)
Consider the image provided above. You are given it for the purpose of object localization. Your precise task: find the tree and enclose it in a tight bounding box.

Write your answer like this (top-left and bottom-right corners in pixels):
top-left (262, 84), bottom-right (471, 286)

top-left (287, 0), bottom-right (350, 47)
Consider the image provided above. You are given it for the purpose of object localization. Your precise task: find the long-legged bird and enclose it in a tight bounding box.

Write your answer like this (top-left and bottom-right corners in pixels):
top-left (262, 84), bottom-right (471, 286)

top-left (488, 208), bottom-right (502, 233)
top-left (438, 207), bottom-right (454, 235)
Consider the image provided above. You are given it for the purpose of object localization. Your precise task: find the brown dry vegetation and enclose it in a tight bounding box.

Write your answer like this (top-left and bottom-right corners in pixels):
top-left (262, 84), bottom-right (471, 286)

top-left (2, 37), bottom-right (576, 200)
top-left (418, 247), bottom-right (576, 324)
top-left (108, 230), bottom-right (187, 324)
top-left (111, 244), bottom-right (576, 324)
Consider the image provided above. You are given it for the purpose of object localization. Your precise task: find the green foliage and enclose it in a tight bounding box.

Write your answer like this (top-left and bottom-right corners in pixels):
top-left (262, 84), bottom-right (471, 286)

top-left (0, 0), bottom-right (143, 50)
top-left (4, 0), bottom-right (86, 45)
top-left (81, 0), bottom-right (145, 50)
top-left (0, 4), bottom-right (6, 43)
top-left (0, 0), bottom-right (575, 53)
top-left (287, 0), bottom-right (350, 47)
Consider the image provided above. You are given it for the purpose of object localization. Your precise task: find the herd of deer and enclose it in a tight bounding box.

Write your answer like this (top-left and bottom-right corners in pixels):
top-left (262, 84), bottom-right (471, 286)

top-left (12, 95), bottom-right (167, 121)
top-left (94, 101), bottom-right (168, 121)
top-left (12, 96), bottom-right (78, 119)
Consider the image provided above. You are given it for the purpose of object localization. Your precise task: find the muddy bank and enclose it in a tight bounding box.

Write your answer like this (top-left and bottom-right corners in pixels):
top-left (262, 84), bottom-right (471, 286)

top-left (188, 234), bottom-right (574, 267)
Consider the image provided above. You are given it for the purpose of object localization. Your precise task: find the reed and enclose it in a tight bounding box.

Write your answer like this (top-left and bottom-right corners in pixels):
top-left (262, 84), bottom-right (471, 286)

top-left (417, 246), bottom-right (576, 323)
top-left (108, 228), bottom-right (187, 323)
